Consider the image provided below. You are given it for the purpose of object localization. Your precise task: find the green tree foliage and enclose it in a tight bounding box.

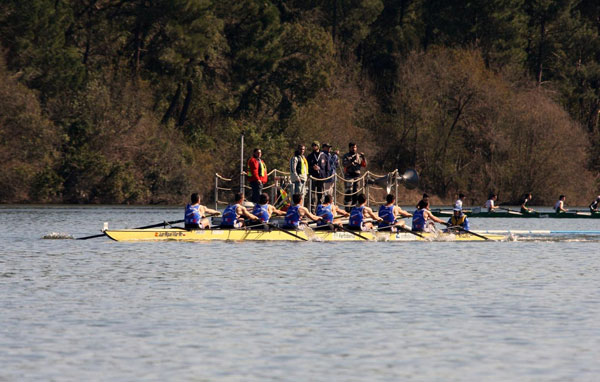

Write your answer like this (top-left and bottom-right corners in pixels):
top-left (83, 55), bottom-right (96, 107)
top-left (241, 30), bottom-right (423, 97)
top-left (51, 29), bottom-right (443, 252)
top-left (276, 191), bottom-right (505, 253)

top-left (0, 1), bottom-right (598, 204)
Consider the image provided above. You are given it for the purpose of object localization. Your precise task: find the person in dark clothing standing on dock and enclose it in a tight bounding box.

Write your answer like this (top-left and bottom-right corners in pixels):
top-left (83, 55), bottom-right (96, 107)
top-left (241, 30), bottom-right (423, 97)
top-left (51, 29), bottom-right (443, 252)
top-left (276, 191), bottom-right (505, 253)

top-left (342, 142), bottom-right (366, 212)
top-left (307, 141), bottom-right (328, 211)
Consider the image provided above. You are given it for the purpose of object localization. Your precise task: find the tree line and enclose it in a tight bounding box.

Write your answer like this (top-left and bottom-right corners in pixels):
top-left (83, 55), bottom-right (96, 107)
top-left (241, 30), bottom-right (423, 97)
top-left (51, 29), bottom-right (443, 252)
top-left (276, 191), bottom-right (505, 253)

top-left (0, 0), bottom-right (598, 205)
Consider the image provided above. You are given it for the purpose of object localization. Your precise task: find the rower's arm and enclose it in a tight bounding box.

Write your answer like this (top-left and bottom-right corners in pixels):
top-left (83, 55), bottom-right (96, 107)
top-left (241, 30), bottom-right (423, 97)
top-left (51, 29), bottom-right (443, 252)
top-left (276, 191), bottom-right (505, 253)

top-left (365, 207), bottom-right (383, 222)
top-left (333, 205), bottom-right (349, 217)
top-left (203, 207), bottom-right (220, 216)
top-left (426, 210), bottom-right (445, 224)
top-left (395, 206), bottom-right (412, 217)
top-left (300, 207), bottom-right (322, 221)
top-left (239, 206), bottom-right (258, 221)
top-left (269, 205), bottom-right (286, 216)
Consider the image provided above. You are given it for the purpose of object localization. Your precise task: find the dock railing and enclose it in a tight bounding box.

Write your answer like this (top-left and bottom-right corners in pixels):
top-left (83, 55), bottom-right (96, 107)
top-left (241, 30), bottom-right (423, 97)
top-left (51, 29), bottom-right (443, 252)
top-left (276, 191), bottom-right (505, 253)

top-left (215, 168), bottom-right (402, 211)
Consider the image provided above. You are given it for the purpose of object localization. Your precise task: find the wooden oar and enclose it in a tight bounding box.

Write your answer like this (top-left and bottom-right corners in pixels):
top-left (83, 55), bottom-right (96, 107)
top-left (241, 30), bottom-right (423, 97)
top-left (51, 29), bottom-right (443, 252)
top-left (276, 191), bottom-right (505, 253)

top-left (447, 224), bottom-right (491, 241)
top-left (263, 222), bottom-right (308, 241)
top-left (77, 219), bottom-right (185, 240)
top-left (329, 223), bottom-right (370, 241)
top-left (498, 207), bottom-right (523, 215)
top-left (376, 222), bottom-right (425, 239)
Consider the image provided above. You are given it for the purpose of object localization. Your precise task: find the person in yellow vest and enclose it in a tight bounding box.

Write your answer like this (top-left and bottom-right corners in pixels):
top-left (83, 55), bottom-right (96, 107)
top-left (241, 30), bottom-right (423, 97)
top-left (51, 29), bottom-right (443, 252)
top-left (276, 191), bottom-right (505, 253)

top-left (247, 148), bottom-right (268, 204)
top-left (445, 207), bottom-right (470, 233)
top-left (289, 144), bottom-right (308, 199)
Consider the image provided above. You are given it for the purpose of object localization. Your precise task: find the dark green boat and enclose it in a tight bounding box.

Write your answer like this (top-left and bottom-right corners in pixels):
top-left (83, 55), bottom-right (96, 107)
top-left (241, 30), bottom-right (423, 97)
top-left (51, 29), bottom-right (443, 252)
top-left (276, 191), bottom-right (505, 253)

top-left (431, 208), bottom-right (600, 219)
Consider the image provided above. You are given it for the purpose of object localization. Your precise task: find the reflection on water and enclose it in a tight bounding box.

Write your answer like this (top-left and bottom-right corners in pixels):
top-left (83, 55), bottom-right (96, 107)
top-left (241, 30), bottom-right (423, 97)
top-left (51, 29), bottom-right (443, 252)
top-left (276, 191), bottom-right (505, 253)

top-left (1, 206), bottom-right (599, 381)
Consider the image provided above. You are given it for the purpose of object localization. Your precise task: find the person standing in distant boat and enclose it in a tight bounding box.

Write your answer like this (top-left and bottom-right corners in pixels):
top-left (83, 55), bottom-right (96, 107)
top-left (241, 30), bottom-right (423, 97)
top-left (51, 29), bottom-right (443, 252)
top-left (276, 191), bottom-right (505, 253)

top-left (247, 148), bottom-right (268, 205)
top-left (554, 195), bottom-right (568, 213)
top-left (454, 193), bottom-right (465, 211)
top-left (184, 193), bottom-right (220, 230)
top-left (589, 195), bottom-right (600, 213)
top-left (520, 193), bottom-right (535, 213)
top-left (484, 193), bottom-right (499, 212)
top-left (248, 193), bottom-right (286, 227)
top-left (412, 199), bottom-right (446, 232)
top-left (220, 193), bottom-right (259, 228)
top-left (348, 193), bottom-right (383, 231)
top-left (378, 194), bottom-right (412, 231)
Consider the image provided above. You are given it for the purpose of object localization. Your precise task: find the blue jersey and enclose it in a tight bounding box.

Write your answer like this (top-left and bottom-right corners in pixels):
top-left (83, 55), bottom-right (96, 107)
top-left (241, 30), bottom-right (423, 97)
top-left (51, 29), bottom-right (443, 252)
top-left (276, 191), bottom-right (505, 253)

top-left (412, 209), bottom-right (426, 232)
top-left (378, 205), bottom-right (396, 228)
top-left (349, 206), bottom-right (364, 228)
top-left (221, 204), bottom-right (240, 226)
top-left (285, 205), bottom-right (301, 228)
top-left (316, 204), bottom-right (333, 226)
top-left (184, 204), bottom-right (201, 225)
top-left (252, 204), bottom-right (270, 222)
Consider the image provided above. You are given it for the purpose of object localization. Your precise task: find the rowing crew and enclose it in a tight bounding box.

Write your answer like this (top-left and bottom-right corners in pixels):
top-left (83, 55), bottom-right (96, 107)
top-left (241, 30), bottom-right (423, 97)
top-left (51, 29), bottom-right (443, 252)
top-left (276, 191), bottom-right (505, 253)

top-left (483, 193), bottom-right (600, 214)
top-left (185, 192), bottom-right (469, 234)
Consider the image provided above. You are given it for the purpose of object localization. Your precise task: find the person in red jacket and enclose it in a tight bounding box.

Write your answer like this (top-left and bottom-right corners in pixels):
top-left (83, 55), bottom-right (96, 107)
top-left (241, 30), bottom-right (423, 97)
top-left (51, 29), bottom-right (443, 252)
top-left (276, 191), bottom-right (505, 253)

top-left (247, 148), bottom-right (268, 204)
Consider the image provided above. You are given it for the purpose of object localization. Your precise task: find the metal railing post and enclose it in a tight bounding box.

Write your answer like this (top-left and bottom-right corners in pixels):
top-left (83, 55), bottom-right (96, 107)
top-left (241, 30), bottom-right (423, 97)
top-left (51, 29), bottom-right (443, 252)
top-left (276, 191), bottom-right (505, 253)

top-left (333, 174), bottom-right (337, 205)
top-left (308, 177), bottom-right (312, 209)
top-left (365, 172), bottom-right (370, 207)
top-left (395, 170), bottom-right (399, 206)
top-left (214, 174), bottom-right (218, 210)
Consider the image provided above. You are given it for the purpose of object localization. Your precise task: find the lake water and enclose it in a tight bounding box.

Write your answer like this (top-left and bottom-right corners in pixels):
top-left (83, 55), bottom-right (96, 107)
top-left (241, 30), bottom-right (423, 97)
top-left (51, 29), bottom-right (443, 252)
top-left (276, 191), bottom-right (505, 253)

top-left (1, 205), bottom-right (599, 381)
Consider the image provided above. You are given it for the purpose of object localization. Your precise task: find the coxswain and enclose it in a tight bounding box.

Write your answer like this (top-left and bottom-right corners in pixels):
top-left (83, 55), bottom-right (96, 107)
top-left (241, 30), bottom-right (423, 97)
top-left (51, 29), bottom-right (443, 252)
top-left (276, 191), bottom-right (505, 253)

top-left (445, 207), bottom-right (470, 233)
top-left (184, 193), bottom-right (220, 230)
top-left (554, 195), bottom-right (568, 213)
top-left (377, 193), bottom-right (412, 231)
top-left (283, 194), bottom-right (322, 229)
top-left (589, 195), bottom-right (600, 213)
top-left (348, 193), bottom-right (382, 231)
top-left (520, 193), bottom-right (535, 213)
top-left (248, 193), bottom-right (286, 228)
top-left (315, 194), bottom-right (349, 230)
top-left (220, 193), bottom-right (259, 228)
top-left (412, 199), bottom-right (446, 232)
top-left (484, 193), bottom-right (499, 212)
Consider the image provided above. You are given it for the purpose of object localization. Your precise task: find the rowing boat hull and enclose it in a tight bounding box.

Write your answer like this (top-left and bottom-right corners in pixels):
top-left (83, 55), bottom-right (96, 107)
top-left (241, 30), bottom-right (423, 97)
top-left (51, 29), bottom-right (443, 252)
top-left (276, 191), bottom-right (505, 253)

top-left (431, 210), bottom-right (600, 218)
top-left (104, 229), bottom-right (504, 242)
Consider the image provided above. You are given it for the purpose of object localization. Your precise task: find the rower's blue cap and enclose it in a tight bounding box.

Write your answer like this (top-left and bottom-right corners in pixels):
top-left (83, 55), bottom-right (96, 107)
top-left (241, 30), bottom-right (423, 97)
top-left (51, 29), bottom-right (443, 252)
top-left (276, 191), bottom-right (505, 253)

top-left (453, 207), bottom-right (462, 212)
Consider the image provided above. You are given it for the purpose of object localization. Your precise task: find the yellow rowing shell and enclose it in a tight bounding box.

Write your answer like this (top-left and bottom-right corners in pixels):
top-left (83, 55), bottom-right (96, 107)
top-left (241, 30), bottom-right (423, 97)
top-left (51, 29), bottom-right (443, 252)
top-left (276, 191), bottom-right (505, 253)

top-left (104, 228), bottom-right (505, 242)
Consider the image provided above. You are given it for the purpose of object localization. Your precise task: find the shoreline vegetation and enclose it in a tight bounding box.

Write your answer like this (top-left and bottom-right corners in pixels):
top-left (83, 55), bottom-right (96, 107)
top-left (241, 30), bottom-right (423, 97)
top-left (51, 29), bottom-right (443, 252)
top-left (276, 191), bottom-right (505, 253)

top-left (1, 1), bottom-right (599, 206)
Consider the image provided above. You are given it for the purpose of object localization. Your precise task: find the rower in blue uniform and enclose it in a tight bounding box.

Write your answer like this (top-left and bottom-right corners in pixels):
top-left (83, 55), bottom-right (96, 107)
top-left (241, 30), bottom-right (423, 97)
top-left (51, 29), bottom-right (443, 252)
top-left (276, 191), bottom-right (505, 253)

top-left (247, 193), bottom-right (286, 228)
top-left (315, 194), bottom-right (349, 230)
top-left (412, 199), bottom-right (446, 232)
top-left (377, 194), bottom-right (412, 231)
top-left (220, 193), bottom-right (259, 228)
top-left (184, 193), bottom-right (220, 229)
top-left (348, 193), bottom-right (382, 231)
top-left (445, 207), bottom-right (470, 233)
top-left (283, 194), bottom-right (322, 229)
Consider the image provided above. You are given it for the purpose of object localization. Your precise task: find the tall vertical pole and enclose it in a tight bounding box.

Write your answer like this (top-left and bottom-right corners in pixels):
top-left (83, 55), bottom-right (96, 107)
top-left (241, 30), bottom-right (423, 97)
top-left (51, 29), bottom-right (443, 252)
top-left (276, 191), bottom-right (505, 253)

top-left (240, 132), bottom-right (245, 196)
top-left (214, 175), bottom-right (218, 210)
top-left (395, 170), bottom-right (399, 206)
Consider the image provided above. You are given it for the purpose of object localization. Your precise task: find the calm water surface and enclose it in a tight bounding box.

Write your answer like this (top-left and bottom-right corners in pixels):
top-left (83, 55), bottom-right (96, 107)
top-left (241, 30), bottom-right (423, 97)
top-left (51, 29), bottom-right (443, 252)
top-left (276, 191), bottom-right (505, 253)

top-left (1, 206), bottom-right (599, 381)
